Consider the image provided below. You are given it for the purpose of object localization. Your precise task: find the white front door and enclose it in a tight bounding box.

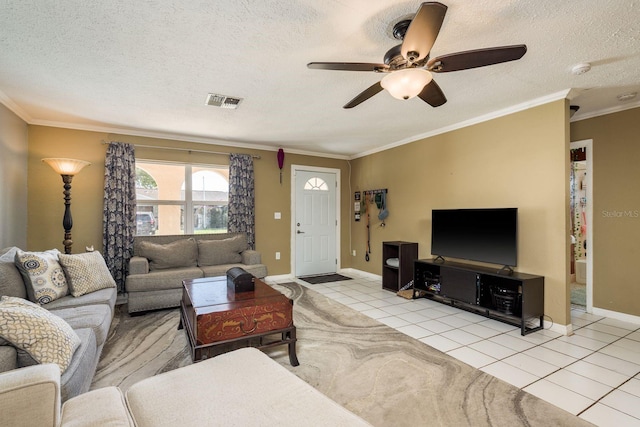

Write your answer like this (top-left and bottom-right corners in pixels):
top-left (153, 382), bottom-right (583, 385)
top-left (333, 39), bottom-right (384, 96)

top-left (294, 169), bottom-right (337, 277)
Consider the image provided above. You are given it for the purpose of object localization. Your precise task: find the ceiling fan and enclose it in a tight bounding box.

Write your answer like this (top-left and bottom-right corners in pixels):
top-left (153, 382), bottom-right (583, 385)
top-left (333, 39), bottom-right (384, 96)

top-left (307, 2), bottom-right (527, 109)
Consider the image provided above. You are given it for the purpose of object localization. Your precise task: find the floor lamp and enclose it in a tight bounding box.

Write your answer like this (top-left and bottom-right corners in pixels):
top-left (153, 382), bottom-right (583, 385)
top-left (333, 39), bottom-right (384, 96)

top-left (42, 158), bottom-right (91, 254)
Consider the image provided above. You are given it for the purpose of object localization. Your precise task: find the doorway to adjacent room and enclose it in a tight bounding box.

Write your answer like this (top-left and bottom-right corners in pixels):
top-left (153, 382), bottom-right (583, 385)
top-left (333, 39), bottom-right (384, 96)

top-left (570, 139), bottom-right (593, 311)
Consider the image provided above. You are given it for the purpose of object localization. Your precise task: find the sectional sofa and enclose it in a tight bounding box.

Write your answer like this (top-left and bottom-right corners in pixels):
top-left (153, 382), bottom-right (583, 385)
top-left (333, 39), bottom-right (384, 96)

top-left (0, 247), bottom-right (117, 402)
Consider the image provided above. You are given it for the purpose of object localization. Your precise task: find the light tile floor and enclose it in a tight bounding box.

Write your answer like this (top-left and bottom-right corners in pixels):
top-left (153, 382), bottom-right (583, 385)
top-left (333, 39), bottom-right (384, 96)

top-left (271, 271), bottom-right (640, 427)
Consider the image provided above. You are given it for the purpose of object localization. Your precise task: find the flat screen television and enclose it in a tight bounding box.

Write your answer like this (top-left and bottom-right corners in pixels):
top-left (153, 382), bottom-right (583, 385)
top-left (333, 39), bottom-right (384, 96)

top-left (431, 208), bottom-right (517, 267)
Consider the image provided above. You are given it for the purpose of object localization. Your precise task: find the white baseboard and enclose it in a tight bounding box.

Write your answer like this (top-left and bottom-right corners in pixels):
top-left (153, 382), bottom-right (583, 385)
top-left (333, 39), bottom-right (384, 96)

top-left (547, 321), bottom-right (572, 336)
top-left (592, 306), bottom-right (640, 325)
top-left (339, 268), bottom-right (381, 281)
top-left (264, 274), bottom-right (295, 282)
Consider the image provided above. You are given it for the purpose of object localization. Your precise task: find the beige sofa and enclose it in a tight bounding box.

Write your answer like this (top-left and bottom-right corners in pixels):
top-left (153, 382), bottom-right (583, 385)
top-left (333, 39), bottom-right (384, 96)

top-left (125, 233), bottom-right (267, 314)
top-left (0, 348), bottom-right (372, 427)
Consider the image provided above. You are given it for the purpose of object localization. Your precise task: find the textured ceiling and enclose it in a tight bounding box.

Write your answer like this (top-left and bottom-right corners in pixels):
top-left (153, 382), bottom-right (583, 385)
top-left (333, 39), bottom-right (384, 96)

top-left (1, 1), bottom-right (639, 158)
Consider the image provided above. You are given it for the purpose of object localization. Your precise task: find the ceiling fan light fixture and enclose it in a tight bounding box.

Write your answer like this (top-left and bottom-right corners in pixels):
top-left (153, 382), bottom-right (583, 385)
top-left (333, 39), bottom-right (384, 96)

top-left (381, 68), bottom-right (432, 100)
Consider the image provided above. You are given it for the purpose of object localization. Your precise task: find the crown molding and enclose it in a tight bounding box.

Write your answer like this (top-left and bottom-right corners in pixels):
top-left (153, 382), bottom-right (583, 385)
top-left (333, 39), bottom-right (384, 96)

top-left (350, 90), bottom-right (571, 159)
top-left (0, 89), bottom-right (33, 122)
top-left (570, 99), bottom-right (640, 123)
top-left (25, 118), bottom-right (350, 160)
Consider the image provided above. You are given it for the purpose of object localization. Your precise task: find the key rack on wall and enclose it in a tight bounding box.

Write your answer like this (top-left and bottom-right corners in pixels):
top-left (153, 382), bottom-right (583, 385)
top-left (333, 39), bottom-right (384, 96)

top-left (363, 189), bottom-right (387, 198)
top-left (360, 189), bottom-right (388, 262)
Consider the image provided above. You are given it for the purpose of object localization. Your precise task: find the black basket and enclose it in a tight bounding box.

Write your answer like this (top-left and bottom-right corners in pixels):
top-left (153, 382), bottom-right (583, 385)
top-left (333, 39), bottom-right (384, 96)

top-left (490, 285), bottom-right (521, 315)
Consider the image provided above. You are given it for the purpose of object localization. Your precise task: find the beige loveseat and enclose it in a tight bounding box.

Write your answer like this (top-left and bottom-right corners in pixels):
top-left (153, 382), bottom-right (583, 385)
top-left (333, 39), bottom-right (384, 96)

top-left (125, 233), bottom-right (267, 314)
top-left (0, 348), bottom-right (372, 427)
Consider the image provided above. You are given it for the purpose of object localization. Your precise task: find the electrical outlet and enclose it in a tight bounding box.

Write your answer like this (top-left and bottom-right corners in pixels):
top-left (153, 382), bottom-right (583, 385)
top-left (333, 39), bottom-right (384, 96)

top-left (275, 252), bottom-right (281, 260)
top-left (352, 250), bottom-right (356, 256)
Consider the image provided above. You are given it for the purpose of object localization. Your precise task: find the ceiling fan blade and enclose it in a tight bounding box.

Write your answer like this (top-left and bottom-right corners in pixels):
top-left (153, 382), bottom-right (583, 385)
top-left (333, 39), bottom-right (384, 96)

top-left (401, 2), bottom-right (448, 63)
top-left (307, 62), bottom-right (388, 72)
top-left (428, 45), bottom-right (527, 72)
top-left (418, 79), bottom-right (447, 107)
top-left (343, 82), bottom-right (383, 109)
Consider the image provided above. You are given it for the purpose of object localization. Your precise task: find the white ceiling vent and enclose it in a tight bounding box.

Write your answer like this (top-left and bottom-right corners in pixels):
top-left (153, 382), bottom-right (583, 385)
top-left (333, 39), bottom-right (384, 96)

top-left (206, 93), bottom-right (243, 109)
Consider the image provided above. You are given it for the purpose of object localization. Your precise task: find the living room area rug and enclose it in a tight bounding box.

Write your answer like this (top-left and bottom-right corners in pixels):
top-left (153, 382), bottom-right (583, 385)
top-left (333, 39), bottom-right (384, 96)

top-left (298, 273), bottom-right (352, 284)
top-left (92, 282), bottom-right (589, 427)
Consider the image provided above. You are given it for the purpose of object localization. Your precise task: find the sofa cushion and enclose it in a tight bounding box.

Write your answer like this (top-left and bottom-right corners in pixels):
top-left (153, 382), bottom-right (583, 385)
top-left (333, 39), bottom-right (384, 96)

top-left (59, 327), bottom-right (97, 402)
top-left (14, 249), bottom-right (68, 304)
top-left (197, 235), bottom-right (247, 267)
top-left (44, 287), bottom-right (117, 313)
top-left (0, 296), bottom-right (81, 374)
top-left (62, 386), bottom-right (133, 427)
top-left (0, 247), bottom-right (26, 299)
top-left (0, 336), bottom-right (38, 368)
top-left (58, 251), bottom-right (116, 297)
top-left (125, 267), bottom-right (204, 293)
top-left (200, 263), bottom-right (267, 279)
top-left (0, 345), bottom-right (17, 373)
top-left (138, 238), bottom-right (198, 271)
top-left (125, 348), bottom-right (372, 427)
top-left (49, 304), bottom-right (112, 346)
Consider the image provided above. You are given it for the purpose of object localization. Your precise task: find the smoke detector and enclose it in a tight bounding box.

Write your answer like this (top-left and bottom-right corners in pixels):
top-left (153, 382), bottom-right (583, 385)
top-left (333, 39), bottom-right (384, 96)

top-left (571, 63), bottom-right (591, 75)
top-left (206, 93), bottom-right (243, 109)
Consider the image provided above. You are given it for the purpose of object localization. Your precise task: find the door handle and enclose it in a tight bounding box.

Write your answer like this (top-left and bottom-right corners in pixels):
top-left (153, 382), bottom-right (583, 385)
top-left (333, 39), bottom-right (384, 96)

top-left (297, 230), bottom-right (305, 234)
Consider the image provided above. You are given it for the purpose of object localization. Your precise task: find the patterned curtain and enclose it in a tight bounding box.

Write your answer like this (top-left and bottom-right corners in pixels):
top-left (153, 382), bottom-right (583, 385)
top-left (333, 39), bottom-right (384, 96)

top-left (228, 153), bottom-right (255, 249)
top-left (102, 142), bottom-right (136, 292)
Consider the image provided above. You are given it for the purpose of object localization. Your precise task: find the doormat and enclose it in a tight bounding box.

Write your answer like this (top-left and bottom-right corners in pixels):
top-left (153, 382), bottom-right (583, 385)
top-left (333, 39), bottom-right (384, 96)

top-left (299, 273), bottom-right (352, 284)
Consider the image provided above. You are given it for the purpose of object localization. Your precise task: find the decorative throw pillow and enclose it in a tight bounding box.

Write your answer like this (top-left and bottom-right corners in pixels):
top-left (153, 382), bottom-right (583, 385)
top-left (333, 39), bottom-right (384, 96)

top-left (0, 247), bottom-right (27, 299)
top-left (58, 251), bottom-right (116, 297)
top-left (14, 249), bottom-right (68, 304)
top-left (197, 235), bottom-right (247, 267)
top-left (138, 238), bottom-right (198, 271)
top-left (0, 296), bottom-right (81, 373)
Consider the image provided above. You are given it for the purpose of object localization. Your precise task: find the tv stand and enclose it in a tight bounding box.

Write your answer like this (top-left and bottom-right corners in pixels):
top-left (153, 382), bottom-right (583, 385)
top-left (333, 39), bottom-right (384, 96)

top-left (414, 259), bottom-right (544, 335)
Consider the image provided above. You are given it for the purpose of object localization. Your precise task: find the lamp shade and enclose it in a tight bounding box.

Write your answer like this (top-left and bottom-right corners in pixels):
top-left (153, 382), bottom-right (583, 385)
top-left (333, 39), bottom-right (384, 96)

top-left (42, 158), bottom-right (91, 176)
top-left (381, 68), bottom-right (433, 100)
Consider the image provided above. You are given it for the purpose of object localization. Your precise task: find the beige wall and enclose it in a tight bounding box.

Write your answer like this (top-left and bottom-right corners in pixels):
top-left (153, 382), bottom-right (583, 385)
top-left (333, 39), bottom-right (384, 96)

top-left (349, 100), bottom-right (571, 325)
top-left (0, 104), bottom-right (28, 248)
top-left (27, 126), bottom-right (350, 276)
top-left (23, 103), bottom-right (640, 324)
top-left (571, 106), bottom-right (640, 316)
top-left (28, 127), bottom-right (108, 253)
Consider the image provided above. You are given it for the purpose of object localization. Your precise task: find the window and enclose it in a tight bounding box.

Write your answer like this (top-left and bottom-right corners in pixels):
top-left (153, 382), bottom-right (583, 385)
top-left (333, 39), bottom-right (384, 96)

top-left (135, 161), bottom-right (229, 236)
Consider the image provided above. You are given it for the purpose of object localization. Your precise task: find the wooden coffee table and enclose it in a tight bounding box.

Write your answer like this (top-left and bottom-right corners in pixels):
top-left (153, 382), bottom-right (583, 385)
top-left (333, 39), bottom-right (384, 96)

top-left (179, 276), bottom-right (299, 366)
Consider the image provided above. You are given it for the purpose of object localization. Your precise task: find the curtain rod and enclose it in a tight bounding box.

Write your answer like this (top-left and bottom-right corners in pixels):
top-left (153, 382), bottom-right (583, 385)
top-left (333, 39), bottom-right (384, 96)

top-left (101, 140), bottom-right (261, 159)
